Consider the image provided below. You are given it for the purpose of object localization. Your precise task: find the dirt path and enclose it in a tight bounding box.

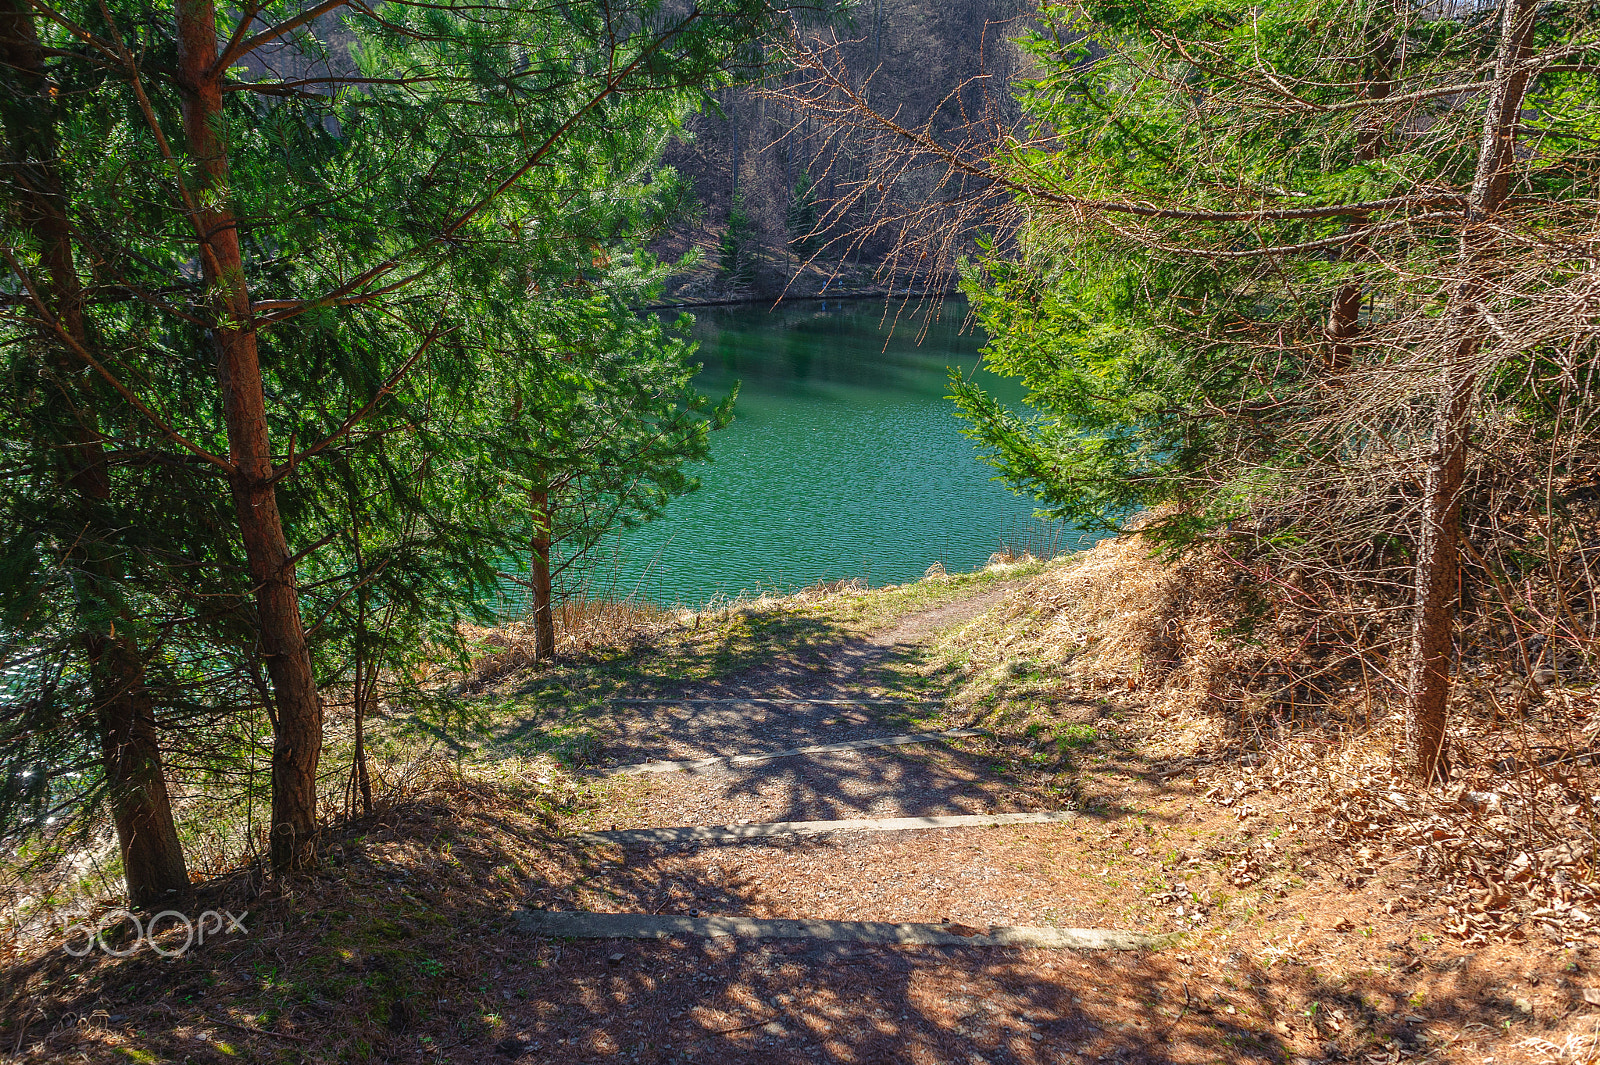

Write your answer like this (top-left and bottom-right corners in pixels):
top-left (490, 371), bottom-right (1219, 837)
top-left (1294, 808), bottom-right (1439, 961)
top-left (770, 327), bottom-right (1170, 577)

top-left (510, 581), bottom-right (1194, 1062)
top-left (587, 581), bottom-right (1017, 765)
top-left (12, 575), bottom-right (1583, 1065)
top-left (500, 580), bottom-right (1364, 1065)
top-left (492, 577), bottom-right (1586, 1065)
top-left (577, 581), bottom-right (1043, 831)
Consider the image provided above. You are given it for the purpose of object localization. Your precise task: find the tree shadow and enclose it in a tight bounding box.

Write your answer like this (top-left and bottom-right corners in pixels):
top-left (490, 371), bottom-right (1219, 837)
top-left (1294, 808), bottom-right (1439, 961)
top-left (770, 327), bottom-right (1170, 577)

top-left (573, 634), bottom-right (1180, 832)
top-left (0, 781), bottom-right (1541, 1065)
top-left (486, 608), bottom-right (874, 764)
top-left (494, 902), bottom-right (1508, 1065)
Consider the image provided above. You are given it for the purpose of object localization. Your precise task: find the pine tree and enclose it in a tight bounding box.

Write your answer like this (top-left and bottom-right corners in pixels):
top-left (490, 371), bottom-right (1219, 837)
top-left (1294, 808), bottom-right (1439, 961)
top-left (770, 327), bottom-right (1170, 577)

top-left (719, 192), bottom-right (760, 287)
top-left (1, 0), bottom-right (833, 884)
top-left (474, 287), bottom-right (732, 660)
top-left (786, 170), bottom-right (822, 262)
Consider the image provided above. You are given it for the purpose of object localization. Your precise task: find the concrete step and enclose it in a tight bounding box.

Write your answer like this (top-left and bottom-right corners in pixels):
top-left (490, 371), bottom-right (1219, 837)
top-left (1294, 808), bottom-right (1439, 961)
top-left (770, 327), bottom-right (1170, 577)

top-left (517, 909), bottom-right (1169, 950)
top-left (577, 811), bottom-right (1075, 846)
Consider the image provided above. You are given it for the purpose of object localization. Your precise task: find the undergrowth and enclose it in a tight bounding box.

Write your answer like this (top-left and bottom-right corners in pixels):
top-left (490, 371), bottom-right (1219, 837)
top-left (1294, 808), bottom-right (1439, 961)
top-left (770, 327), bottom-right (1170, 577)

top-left (928, 533), bottom-right (1600, 954)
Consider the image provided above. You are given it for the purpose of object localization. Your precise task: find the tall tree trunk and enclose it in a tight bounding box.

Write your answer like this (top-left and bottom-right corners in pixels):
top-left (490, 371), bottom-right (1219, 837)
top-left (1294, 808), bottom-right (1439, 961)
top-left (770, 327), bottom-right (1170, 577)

top-left (1406, 0), bottom-right (1538, 782)
top-left (729, 89), bottom-right (740, 201)
top-left (1325, 27), bottom-right (1396, 371)
top-left (346, 499), bottom-right (374, 819)
top-left (346, 655), bottom-right (374, 819)
top-left (0, 0), bottom-right (190, 908)
top-left (529, 485), bottom-right (556, 660)
top-left (91, 636), bottom-right (192, 908)
top-left (174, 0), bottom-right (323, 871)
top-left (351, 664), bottom-right (374, 818)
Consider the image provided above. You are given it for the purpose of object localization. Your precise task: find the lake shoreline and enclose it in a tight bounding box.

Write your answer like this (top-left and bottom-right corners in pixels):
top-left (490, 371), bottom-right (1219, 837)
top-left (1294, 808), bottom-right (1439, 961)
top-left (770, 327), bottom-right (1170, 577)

top-left (504, 297), bottom-right (1080, 610)
top-left (647, 287), bottom-right (965, 311)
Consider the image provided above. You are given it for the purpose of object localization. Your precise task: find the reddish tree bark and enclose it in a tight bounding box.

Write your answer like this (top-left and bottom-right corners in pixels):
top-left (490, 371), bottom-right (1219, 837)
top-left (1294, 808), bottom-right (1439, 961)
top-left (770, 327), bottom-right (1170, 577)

top-left (1, 0), bottom-right (191, 909)
top-left (346, 501), bottom-right (375, 819)
top-left (91, 637), bottom-right (193, 908)
top-left (174, 0), bottom-right (323, 870)
top-left (1325, 27), bottom-right (1396, 372)
top-left (529, 485), bottom-right (557, 660)
top-left (1405, 0), bottom-right (1539, 782)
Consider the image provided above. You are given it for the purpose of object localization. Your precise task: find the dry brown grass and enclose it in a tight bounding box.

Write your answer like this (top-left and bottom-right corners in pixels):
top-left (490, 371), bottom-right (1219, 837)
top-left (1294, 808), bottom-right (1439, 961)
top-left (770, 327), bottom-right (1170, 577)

top-left (954, 528), bottom-right (1600, 956)
top-left (462, 596), bottom-right (684, 688)
top-left (959, 533), bottom-right (1251, 726)
top-left (0, 749), bottom-right (483, 965)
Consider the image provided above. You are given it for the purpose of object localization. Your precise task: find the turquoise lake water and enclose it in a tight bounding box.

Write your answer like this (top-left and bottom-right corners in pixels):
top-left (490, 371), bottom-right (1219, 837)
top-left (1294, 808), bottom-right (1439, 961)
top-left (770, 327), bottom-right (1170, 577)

top-left (513, 298), bottom-right (1099, 609)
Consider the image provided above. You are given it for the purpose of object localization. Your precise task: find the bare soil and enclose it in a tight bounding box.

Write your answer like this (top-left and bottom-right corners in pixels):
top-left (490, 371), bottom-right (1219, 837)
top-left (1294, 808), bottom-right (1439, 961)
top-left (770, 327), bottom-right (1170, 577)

top-left (4, 568), bottom-right (1595, 1065)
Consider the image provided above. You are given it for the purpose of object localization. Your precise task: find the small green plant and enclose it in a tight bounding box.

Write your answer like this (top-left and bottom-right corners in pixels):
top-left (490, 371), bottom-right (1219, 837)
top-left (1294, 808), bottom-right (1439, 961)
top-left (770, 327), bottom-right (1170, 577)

top-left (1055, 724), bottom-right (1098, 749)
top-left (786, 170), bottom-right (820, 259)
top-left (418, 957), bottom-right (445, 977)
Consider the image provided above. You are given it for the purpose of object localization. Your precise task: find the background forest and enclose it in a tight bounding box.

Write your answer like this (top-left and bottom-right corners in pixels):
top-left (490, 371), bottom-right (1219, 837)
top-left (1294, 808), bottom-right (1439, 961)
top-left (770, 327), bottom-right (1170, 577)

top-left (656, 0), bottom-right (1032, 299)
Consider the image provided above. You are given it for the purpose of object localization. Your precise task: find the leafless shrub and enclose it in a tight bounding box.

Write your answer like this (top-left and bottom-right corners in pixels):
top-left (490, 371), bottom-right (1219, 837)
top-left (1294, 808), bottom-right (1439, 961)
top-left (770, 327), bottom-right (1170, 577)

top-left (463, 595), bottom-right (679, 688)
top-left (758, 18), bottom-right (1033, 315)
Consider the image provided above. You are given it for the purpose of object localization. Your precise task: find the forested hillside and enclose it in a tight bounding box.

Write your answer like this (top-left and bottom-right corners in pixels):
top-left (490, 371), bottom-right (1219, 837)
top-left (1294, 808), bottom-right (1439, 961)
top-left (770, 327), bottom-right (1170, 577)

top-left (656, 0), bottom-right (1031, 300)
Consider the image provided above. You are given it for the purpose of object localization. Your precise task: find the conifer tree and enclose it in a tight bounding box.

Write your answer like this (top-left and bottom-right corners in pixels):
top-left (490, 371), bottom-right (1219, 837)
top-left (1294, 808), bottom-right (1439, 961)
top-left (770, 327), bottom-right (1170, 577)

top-left (780, 0), bottom-right (1600, 779)
top-left (719, 192), bottom-right (761, 286)
top-left (475, 288), bottom-right (731, 660)
top-left (786, 170), bottom-right (822, 262)
top-left (2, 0), bottom-right (832, 883)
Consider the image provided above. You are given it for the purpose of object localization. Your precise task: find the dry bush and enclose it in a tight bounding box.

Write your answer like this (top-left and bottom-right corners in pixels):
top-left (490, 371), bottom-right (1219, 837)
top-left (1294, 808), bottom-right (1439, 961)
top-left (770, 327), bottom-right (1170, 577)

top-left (793, 576), bottom-right (867, 598)
top-left (1014, 529), bottom-right (1600, 948)
top-left (547, 596), bottom-right (677, 657)
top-left (990, 533), bottom-right (1256, 721)
top-left (462, 596), bottom-right (681, 688)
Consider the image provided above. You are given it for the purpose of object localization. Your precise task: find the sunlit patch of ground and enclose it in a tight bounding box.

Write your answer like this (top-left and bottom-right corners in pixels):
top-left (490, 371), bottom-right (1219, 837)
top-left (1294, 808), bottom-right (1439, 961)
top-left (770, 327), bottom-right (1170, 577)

top-left (6, 554), bottom-right (1597, 1064)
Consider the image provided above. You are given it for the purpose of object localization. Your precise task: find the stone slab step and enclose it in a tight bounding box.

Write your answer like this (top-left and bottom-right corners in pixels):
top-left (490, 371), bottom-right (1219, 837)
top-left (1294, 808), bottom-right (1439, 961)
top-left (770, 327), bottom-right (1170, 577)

top-left (612, 729), bottom-right (983, 775)
top-left (610, 698), bottom-right (943, 705)
top-left (517, 909), bottom-right (1168, 951)
top-left (577, 811), bottom-right (1076, 845)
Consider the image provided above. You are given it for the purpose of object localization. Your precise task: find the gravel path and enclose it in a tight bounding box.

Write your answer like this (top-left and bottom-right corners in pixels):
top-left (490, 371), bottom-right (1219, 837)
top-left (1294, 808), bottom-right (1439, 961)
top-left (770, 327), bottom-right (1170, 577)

top-left (583, 583), bottom-right (1028, 824)
top-left (543, 581), bottom-right (1156, 943)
